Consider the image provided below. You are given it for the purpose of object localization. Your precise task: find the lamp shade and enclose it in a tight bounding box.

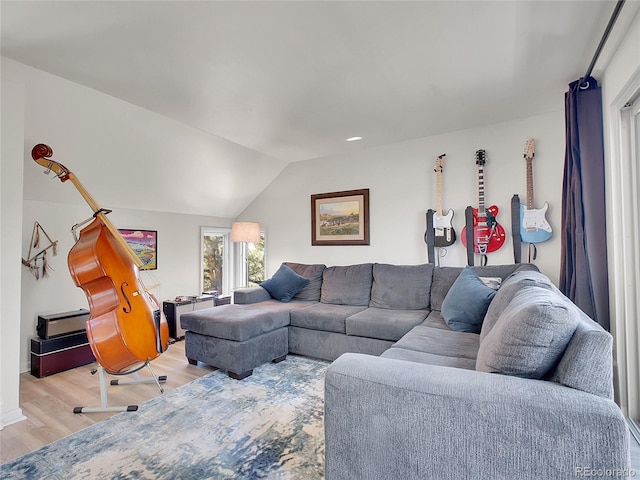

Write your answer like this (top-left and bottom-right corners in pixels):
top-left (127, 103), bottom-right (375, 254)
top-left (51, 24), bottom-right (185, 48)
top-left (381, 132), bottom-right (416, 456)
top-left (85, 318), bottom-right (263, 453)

top-left (231, 222), bottom-right (261, 243)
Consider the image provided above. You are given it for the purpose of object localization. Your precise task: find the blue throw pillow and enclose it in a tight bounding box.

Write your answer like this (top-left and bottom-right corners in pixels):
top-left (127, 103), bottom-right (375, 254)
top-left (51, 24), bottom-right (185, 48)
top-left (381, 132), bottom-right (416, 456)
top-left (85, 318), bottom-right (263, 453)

top-left (261, 264), bottom-right (310, 302)
top-left (441, 267), bottom-right (497, 333)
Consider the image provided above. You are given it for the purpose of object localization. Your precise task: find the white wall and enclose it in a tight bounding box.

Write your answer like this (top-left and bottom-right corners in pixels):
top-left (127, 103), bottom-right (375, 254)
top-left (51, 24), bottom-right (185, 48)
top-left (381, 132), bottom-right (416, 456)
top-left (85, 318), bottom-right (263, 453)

top-left (241, 111), bottom-right (566, 284)
top-left (1, 78), bottom-right (27, 427)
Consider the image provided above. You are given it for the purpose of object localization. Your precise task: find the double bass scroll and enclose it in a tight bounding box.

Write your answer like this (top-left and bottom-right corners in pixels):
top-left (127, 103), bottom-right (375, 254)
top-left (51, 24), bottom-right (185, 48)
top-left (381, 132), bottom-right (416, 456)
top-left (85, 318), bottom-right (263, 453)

top-left (31, 144), bottom-right (169, 375)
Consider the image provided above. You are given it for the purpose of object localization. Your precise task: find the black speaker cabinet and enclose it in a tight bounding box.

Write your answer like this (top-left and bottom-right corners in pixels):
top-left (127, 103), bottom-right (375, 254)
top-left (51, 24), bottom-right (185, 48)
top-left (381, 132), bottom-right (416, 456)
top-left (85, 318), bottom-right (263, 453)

top-left (30, 331), bottom-right (95, 378)
top-left (37, 309), bottom-right (89, 339)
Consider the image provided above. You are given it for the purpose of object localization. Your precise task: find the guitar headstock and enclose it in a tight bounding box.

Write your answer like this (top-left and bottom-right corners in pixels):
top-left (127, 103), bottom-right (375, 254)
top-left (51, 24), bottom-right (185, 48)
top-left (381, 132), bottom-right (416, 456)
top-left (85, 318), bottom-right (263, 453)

top-left (31, 144), bottom-right (71, 182)
top-left (524, 138), bottom-right (535, 161)
top-left (475, 149), bottom-right (486, 166)
top-left (434, 153), bottom-right (446, 173)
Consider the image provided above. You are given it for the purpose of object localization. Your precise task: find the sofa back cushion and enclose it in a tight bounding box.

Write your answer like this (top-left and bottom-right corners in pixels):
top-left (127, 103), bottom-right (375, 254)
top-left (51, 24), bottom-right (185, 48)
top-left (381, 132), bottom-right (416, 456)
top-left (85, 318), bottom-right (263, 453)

top-left (476, 285), bottom-right (579, 379)
top-left (480, 270), bottom-right (555, 342)
top-left (369, 263), bottom-right (434, 310)
top-left (550, 306), bottom-right (614, 399)
top-left (430, 264), bottom-right (538, 312)
top-left (321, 263), bottom-right (373, 306)
top-left (285, 262), bottom-right (326, 301)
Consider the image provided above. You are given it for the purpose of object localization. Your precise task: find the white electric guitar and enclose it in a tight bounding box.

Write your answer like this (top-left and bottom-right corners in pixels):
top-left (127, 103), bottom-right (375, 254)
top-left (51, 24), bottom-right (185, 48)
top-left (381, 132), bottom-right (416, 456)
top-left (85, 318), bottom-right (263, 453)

top-left (431, 154), bottom-right (456, 247)
top-left (519, 139), bottom-right (552, 243)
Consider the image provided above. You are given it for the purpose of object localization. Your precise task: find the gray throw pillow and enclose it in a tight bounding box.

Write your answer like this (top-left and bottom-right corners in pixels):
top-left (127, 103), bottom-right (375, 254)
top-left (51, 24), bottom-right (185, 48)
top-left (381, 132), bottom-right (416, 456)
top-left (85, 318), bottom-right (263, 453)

top-left (476, 286), bottom-right (580, 379)
top-left (321, 263), bottom-right (373, 306)
top-left (480, 270), bottom-right (555, 342)
top-left (260, 263), bottom-right (310, 302)
top-left (441, 267), bottom-right (496, 333)
top-left (369, 263), bottom-right (434, 310)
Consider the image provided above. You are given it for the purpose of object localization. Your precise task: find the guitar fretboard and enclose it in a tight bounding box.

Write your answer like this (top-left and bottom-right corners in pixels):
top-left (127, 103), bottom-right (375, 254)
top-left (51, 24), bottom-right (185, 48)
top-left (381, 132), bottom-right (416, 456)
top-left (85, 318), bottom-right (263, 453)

top-left (478, 164), bottom-right (486, 217)
top-left (526, 158), bottom-right (534, 209)
top-left (436, 166), bottom-right (443, 216)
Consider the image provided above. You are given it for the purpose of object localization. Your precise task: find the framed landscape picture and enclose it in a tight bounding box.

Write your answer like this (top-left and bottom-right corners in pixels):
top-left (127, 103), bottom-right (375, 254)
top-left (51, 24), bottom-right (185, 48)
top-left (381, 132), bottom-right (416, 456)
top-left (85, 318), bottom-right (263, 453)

top-left (311, 188), bottom-right (370, 246)
top-left (118, 229), bottom-right (158, 270)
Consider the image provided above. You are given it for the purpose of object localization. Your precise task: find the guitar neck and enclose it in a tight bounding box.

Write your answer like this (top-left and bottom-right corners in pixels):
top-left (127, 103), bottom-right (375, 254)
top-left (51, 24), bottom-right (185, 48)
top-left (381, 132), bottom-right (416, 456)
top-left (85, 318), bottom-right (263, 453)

top-left (478, 164), bottom-right (486, 216)
top-left (526, 158), bottom-right (534, 209)
top-left (67, 173), bottom-right (144, 268)
top-left (435, 169), bottom-right (443, 216)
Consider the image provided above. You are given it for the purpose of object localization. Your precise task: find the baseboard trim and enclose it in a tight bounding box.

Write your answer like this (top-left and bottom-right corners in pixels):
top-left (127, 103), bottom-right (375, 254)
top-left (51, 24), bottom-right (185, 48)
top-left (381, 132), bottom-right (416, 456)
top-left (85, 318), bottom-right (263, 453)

top-left (1, 407), bottom-right (26, 430)
top-left (627, 418), bottom-right (640, 445)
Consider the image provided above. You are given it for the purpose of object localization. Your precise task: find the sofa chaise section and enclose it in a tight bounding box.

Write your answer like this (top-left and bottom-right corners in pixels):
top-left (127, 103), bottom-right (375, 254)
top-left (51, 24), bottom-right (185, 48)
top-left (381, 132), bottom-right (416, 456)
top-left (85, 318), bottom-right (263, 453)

top-left (180, 299), bottom-right (312, 379)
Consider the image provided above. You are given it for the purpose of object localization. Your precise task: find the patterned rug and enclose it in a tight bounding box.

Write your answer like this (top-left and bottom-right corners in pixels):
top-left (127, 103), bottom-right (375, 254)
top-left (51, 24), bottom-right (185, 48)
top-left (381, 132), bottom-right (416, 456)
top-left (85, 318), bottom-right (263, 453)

top-left (1, 355), bottom-right (328, 480)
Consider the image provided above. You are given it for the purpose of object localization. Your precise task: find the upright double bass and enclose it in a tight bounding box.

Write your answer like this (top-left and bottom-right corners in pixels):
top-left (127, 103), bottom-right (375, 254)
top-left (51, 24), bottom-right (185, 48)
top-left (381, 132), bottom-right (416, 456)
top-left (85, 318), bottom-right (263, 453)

top-left (31, 144), bottom-right (169, 375)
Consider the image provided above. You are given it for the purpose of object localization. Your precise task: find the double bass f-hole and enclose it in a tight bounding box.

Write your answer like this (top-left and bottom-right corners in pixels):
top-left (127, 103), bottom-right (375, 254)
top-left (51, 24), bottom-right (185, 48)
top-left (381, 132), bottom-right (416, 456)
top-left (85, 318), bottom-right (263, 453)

top-left (121, 282), bottom-right (133, 314)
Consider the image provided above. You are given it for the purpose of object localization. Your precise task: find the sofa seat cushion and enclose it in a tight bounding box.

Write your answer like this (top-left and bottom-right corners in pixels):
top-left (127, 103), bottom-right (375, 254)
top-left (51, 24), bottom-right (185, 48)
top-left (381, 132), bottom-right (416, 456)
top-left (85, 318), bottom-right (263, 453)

top-left (369, 263), bottom-right (434, 310)
top-left (180, 300), bottom-right (309, 342)
top-left (381, 347), bottom-right (477, 370)
top-left (285, 262), bottom-right (326, 301)
top-left (392, 325), bottom-right (479, 360)
top-left (476, 286), bottom-right (580, 379)
top-left (421, 311), bottom-right (451, 330)
top-left (345, 308), bottom-right (429, 341)
top-left (441, 267), bottom-right (497, 333)
top-left (290, 303), bottom-right (367, 334)
top-left (321, 263), bottom-right (373, 306)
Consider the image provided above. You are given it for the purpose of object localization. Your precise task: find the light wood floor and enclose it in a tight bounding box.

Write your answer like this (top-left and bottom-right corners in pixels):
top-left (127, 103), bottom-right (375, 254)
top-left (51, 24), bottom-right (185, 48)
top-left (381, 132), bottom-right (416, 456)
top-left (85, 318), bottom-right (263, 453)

top-left (0, 340), bottom-right (214, 464)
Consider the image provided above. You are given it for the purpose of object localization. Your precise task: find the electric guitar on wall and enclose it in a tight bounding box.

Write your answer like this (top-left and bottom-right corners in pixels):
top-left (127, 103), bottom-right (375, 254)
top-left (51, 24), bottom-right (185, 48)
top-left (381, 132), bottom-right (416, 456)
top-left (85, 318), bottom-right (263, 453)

top-left (461, 149), bottom-right (506, 254)
top-left (428, 153), bottom-right (456, 247)
top-left (519, 139), bottom-right (552, 243)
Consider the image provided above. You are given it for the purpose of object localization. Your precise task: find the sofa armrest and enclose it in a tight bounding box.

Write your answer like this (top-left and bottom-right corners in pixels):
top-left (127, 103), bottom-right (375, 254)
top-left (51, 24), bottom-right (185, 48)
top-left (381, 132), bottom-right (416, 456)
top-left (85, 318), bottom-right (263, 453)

top-left (325, 353), bottom-right (630, 480)
top-left (233, 286), bottom-right (271, 304)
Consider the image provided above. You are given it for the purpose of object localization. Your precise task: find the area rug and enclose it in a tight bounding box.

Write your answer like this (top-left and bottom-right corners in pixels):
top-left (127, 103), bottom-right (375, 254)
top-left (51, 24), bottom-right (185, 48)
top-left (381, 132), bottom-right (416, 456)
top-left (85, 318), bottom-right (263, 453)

top-left (1, 355), bottom-right (328, 480)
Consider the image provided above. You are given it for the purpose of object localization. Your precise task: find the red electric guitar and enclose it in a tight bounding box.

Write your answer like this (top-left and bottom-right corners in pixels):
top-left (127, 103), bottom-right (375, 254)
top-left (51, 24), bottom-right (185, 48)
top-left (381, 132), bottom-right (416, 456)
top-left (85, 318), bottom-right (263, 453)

top-left (461, 149), bottom-right (506, 255)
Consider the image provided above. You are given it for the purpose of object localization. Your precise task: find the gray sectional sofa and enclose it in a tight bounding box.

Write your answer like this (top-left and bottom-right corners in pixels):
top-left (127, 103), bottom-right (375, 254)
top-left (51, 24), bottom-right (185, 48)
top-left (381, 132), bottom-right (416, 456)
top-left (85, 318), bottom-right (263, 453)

top-left (180, 261), bottom-right (630, 479)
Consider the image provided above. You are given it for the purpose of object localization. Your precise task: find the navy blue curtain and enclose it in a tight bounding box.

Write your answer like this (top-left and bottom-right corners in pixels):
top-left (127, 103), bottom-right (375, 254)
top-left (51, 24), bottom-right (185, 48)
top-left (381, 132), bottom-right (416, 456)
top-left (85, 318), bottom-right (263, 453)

top-left (560, 76), bottom-right (610, 331)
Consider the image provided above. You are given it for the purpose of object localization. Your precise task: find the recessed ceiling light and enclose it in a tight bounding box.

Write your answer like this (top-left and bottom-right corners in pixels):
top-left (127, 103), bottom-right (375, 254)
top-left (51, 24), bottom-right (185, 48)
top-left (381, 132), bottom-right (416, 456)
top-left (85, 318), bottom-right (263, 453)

top-left (346, 136), bottom-right (363, 142)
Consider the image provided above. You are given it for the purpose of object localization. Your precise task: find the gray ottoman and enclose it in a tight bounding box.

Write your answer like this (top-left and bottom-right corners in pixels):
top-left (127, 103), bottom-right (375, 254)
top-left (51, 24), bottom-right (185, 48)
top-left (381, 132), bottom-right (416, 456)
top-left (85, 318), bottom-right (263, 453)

top-left (180, 301), bottom-right (293, 379)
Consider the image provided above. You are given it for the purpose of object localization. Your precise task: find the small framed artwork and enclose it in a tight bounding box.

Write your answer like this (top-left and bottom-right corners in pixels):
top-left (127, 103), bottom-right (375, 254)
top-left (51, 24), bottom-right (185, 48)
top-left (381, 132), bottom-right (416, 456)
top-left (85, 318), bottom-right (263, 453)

top-left (311, 188), bottom-right (370, 246)
top-left (118, 229), bottom-right (158, 270)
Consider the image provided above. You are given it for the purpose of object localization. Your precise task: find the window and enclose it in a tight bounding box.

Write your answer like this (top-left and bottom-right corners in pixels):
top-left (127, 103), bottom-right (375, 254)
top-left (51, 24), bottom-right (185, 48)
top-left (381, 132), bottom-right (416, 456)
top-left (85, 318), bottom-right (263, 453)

top-left (201, 227), bottom-right (231, 295)
top-left (246, 233), bottom-right (266, 287)
top-left (236, 232), bottom-right (266, 288)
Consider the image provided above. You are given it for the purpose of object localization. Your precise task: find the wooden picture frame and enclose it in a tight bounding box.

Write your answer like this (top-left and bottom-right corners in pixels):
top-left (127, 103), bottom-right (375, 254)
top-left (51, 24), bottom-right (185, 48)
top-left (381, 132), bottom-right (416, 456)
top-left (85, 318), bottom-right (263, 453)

top-left (311, 189), bottom-right (370, 246)
top-left (118, 229), bottom-right (158, 270)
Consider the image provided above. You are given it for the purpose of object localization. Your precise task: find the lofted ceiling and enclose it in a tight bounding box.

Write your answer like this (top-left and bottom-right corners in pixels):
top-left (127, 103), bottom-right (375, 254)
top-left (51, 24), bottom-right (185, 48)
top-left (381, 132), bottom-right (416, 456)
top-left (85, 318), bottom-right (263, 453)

top-left (1, 1), bottom-right (620, 165)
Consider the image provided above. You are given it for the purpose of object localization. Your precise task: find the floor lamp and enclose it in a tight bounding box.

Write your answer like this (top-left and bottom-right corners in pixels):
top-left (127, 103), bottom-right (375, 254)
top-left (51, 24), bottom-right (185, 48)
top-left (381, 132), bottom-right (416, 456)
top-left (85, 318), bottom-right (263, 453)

top-left (231, 221), bottom-right (261, 288)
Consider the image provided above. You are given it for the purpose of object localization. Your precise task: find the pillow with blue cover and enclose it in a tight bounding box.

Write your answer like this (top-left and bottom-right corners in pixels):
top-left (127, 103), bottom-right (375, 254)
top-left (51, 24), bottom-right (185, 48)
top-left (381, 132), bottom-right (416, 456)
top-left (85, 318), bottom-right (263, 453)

top-left (261, 263), bottom-right (310, 302)
top-left (441, 266), bottom-right (497, 333)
